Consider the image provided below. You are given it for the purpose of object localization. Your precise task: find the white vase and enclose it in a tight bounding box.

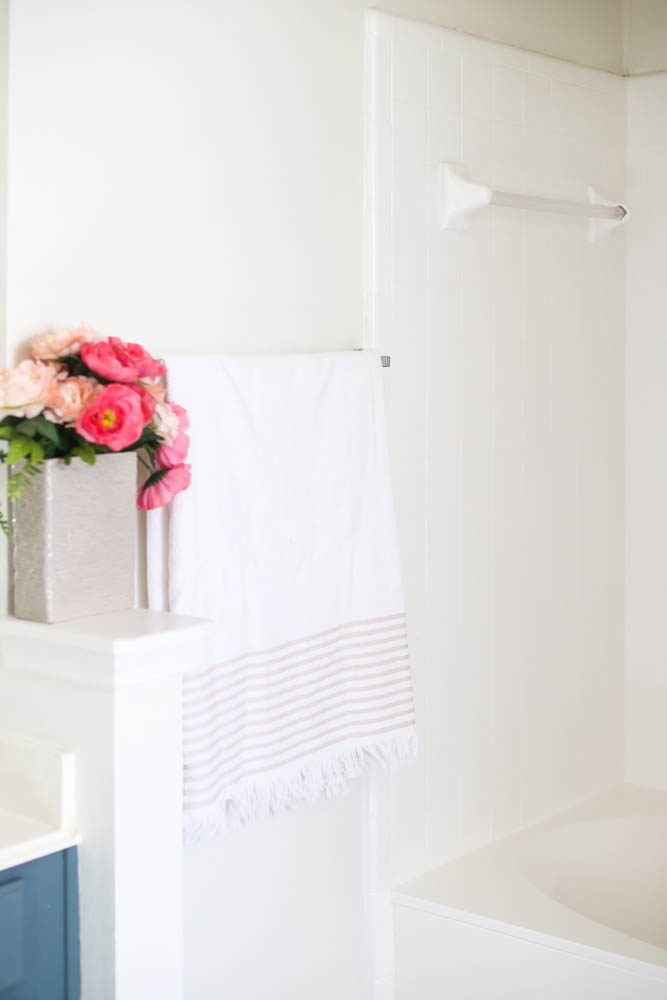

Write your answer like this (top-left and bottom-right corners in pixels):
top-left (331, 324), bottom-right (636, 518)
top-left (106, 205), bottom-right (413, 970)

top-left (9, 451), bottom-right (137, 624)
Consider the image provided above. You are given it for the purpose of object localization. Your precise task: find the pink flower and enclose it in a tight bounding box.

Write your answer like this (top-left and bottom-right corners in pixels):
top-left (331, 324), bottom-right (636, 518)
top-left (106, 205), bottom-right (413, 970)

top-left (81, 340), bottom-right (140, 382)
top-left (137, 463), bottom-right (191, 510)
top-left (169, 402), bottom-right (189, 431)
top-left (155, 403), bottom-right (189, 467)
top-left (82, 337), bottom-right (166, 383)
top-left (31, 326), bottom-right (101, 361)
top-left (151, 400), bottom-right (180, 446)
top-left (130, 384), bottom-right (157, 424)
top-left (0, 360), bottom-right (58, 418)
top-left (108, 337), bottom-right (166, 379)
top-left (45, 376), bottom-right (102, 424)
top-left (75, 383), bottom-right (145, 451)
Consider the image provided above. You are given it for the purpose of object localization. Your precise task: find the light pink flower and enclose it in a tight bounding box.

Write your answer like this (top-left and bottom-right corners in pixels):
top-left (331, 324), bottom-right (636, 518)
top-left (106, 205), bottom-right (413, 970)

top-left (139, 379), bottom-right (166, 404)
top-left (137, 463), bottom-right (191, 510)
top-left (44, 376), bottom-right (102, 424)
top-left (151, 400), bottom-right (180, 446)
top-left (155, 403), bottom-right (189, 467)
top-left (31, 325), bottom-right (101, 361)
top-left (76, 383), bottom-right (145, 451)
top-left (0, 359), bottom-right (58, 418)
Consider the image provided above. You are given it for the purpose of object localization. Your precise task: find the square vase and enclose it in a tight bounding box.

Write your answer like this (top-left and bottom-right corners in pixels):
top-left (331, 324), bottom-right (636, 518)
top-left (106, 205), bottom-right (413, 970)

top-left (9, 451), bottom-right (137, 624)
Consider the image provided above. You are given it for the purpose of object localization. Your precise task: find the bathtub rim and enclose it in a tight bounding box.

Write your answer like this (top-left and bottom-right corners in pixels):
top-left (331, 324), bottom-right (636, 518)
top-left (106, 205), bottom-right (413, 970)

top-left (392, 890), bottom-right (667, 986)
top-left (392, 783), bottom-right (667, 983)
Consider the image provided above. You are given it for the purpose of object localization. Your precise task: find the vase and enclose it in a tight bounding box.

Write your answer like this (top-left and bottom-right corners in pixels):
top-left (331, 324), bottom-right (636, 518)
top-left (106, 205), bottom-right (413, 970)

top-left (9, 451), bottom-right (137, 624)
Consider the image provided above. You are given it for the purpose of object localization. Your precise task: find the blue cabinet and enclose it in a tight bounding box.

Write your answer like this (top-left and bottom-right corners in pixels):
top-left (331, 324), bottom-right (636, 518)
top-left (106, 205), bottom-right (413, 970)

top-left (0, 849), bottom-right (79, 1000)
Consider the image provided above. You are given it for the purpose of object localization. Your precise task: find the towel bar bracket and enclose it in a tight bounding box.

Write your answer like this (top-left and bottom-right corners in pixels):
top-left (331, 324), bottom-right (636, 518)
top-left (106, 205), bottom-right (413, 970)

top-left (355, 348), bottom-right (391, 368)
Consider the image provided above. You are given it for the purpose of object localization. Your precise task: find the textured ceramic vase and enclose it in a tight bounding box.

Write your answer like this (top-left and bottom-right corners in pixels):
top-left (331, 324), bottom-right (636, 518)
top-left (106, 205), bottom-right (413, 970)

top-left (9, 451), bottom-right (137, 624)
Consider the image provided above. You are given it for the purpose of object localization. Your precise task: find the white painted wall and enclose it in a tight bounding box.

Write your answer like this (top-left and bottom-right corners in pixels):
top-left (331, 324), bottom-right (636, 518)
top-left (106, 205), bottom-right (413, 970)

top-left (2, 0), bottom-right (630, 369)
top-left (367, 4), bottom-right (626, 886)
top-left (624, 0), bottom-right (667, 74)
top-left (5, 4), bottom-right (373, 997)
top-left (4, 0), bottom-right (367, 365)
top-left (625, 73), bottom-right (667, 790)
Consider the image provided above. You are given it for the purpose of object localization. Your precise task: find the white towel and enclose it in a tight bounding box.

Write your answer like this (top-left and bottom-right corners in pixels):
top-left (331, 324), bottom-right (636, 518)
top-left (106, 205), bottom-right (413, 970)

top-left (147, 352), bottom-right (417, 841)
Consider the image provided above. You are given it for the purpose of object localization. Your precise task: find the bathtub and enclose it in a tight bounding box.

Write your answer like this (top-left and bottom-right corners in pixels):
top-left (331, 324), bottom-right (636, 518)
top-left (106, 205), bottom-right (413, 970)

top-left (393, 784), bottom-right (667, 999)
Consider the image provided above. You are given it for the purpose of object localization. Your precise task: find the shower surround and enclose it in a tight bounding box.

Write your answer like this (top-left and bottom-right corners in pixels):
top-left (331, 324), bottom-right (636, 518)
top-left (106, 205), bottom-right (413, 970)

top-left (365, 10), bottom-right (626, 992)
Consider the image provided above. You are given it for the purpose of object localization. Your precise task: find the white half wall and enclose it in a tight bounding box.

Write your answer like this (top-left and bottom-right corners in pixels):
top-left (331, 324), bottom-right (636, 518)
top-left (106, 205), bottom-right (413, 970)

top-left (625, 73), bottom-right (667, 790)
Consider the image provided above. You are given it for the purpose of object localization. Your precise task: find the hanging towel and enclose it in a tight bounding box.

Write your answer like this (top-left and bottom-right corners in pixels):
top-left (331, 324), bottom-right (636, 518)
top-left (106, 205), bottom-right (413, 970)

top-left (147, 351), bottom-right (417, 841)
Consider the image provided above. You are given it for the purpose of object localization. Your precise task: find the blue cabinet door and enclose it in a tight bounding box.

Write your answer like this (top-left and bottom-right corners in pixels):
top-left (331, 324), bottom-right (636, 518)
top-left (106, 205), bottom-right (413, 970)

top-left (0, 849), bottom-right (80, 1000)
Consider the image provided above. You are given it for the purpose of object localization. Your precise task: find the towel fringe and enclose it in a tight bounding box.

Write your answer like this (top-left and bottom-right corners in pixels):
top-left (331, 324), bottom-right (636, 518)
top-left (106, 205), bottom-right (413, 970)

top-left (183, 728), bottom-right (417, 844)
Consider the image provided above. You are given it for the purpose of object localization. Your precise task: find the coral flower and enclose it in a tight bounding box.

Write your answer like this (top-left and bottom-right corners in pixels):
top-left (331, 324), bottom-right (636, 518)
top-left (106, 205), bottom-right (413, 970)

top-left (82, 337), bottom-right (166, 383)
top-left (0, 359), bottom-right (58, 418)
top-left (137, 463), bottom-right (191, 510)
top-left (76, 383), bottom-right (145, 451)
top-left (155, 403), bottom-right (189, 467)
top-left (108, 337), bottom-right (166, 379)
top-left (31, 326), bottom-right (100, 361)
top-left (130, 384), bottom-right (157, 424)
top-left (81, 340), bottom-right (139, 382)
top-left (45, 376), bottom-right (102, 424)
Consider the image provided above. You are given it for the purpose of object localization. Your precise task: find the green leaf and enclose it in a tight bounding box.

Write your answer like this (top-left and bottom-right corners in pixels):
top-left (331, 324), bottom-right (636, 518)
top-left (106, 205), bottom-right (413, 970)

top-left (0, 507), bottom-right (12, 540)
top-left (14, 419), bottom-right (39, 438)
top-left (0, 426), bottom-right (16, 440)
top-left (7, 461), bottom-right (43, 502)
top-left (6, 435), bottom-right (33, 465)
top-left (142, 467), bottom-right (170, 489)
top-left (29, 440), bottom-right (45, 463)
top-left (72, 443), bottom-right (97, 466)
top-left (32, 417), bottom-right (61, 445)
top-left (121, 428), bottom-right (161, 453)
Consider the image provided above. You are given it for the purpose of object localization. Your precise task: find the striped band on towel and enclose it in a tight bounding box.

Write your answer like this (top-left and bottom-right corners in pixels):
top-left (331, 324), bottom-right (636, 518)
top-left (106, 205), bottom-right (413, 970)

top-left (182, 612), bottom-right (416, 831)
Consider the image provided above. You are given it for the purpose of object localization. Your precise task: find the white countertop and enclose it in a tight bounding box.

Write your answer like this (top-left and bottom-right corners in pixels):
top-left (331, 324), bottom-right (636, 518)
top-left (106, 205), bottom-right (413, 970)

top-left (0, 807), bottom-right (79, 872)
top-left (0, 732), bottom-right (79, 873)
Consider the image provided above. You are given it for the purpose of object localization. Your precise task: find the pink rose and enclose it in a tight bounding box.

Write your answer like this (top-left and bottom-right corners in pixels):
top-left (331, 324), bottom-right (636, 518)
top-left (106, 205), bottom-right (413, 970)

top-left (31, 326), bottom-right (101, 361)
top-left (155, 403), bottom-right (189, 467)
top-left (137, 463), bottom-right (191, 510)
top-left (81, 340), bottom-right (139, 382)
top-left (108, 337), bottom-right (166, 379)
top-left (151, 400), bottom-right (180, 446)
top-left (0, 360), bottom-right (58, 418)
top-left (75, 383), bottom-right (145, 451)
top-left (45, 376), bottom-right (102, 424)
top-left (130, 384), bottom-right (157, 424)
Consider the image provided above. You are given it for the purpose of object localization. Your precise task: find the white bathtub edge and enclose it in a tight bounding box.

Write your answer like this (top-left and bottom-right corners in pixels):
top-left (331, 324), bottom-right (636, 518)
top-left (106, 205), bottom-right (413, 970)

top-left (392, 890), bottom-right (667, 985)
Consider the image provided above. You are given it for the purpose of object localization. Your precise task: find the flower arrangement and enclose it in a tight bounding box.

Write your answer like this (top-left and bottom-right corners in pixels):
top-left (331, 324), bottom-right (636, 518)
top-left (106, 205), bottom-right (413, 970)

top-left (0, 326), bottom-right (190, 536)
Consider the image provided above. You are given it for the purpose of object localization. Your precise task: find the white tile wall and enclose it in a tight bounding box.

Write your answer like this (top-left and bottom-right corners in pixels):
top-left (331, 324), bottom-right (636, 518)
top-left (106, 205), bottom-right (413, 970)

top-left (365, 15), bottom-right (626, 987)
top-left (625, 73), bottom-right (667, 791)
